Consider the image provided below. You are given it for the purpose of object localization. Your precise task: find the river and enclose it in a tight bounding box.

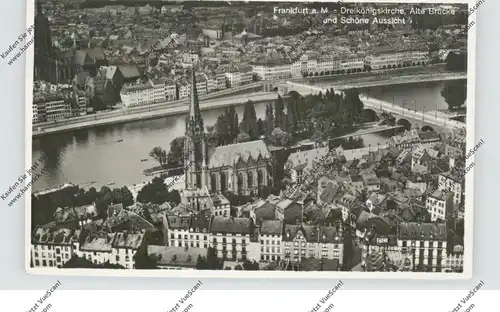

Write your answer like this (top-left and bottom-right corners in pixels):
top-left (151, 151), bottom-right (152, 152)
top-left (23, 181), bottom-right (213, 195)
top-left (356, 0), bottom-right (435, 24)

top-left (32, 80), bottom-right (456, 192)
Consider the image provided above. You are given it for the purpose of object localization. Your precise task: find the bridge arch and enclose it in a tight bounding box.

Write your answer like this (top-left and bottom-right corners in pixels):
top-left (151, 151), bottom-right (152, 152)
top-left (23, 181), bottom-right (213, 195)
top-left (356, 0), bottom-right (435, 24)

top-left (396, 118), bottom-right (412, 131)
top-left (421, 125), bottom-right (435, 132)
top-left (287, 90), bottom-right (302, 98)
top-left (362, 109), bottom-right (378, 122)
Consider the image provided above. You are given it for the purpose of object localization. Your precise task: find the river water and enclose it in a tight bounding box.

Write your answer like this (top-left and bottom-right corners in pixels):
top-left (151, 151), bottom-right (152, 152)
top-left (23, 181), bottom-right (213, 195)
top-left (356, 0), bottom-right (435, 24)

top-left (32, 80), bottom-right (454, 192)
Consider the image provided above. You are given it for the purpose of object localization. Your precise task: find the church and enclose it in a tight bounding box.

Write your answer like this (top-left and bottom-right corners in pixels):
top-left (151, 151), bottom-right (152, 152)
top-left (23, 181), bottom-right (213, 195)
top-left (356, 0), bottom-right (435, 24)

top-left (180, 68), bottom-right (273, 214)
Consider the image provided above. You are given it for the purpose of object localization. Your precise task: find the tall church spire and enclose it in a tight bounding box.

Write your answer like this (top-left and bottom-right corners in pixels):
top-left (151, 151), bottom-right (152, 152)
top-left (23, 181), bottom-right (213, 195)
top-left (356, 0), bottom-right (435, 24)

top-left (184, 64), bottom-right (208, 191)
top-left (189, 66), bottom-right (201, 121)
top-left (186, 65), bottom-right (204, 135)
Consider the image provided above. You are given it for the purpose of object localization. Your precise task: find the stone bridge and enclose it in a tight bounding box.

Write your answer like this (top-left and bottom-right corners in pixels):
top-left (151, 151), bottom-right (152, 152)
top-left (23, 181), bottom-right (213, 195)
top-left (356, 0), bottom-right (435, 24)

top-left (270, 81), bottom-right (465, 134)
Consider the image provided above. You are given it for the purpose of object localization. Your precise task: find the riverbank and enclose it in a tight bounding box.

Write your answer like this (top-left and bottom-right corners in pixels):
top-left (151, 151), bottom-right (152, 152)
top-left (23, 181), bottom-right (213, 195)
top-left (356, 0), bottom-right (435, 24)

top-left (32, 92), bottom-right (277, 138)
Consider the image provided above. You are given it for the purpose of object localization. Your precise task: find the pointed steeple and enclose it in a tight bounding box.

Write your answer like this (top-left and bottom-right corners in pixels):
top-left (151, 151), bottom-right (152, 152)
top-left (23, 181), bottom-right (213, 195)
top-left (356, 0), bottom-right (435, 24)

top-left (189, 66), bottom-right (201, 121)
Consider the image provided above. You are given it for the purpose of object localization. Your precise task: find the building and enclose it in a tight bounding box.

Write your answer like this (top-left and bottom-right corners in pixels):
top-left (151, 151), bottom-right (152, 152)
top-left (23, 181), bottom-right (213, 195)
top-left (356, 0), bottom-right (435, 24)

top-left (33, 92), bottom-right (71, 122)
top-left (147, 245), bottom-right (208, 269)
top-left (202, 28), bottom-right (223, 39)
top-left (397, 222), bottom-right (447, 272)
top-left (282, 223), bottom-right (343, 266)
top-left (76, 231), bottom-right (144, 269)
top-left (251, 60), bottom-right (292, 81)
top-left (209, 216), bottom-right (255, 261)
top-left (445, 244), bottom-right (464, 272)
top-left (33, 103), bottom-right (39, 123)
top-left (183, 68), bottom-right (272, 196)
top-left (110, 231), bottom-right (145, 269)
top-left (438, 172), bottom-right (463, 205)
top-left (225, 68), bottom-right (241, 87)
top-left (389, 129), bottom-right (420, 150)
top-left (165, 81), bottom-right (177, 101)
top-left (72, 89), bottom-right (87, 116)
top-left (339, 55), bottom-right (364, 72)
top-left (239, 66), bottom-right (253, 85)
top-left (120, 82), bottom-right (155, 108)
top-left (31, 227), bottom-right (82, 268)
top-left (163, 214), bottom-right (211, 249)
top-left (150, 79), bottom-right (167, 103)
top-left (177, 80), bottom-right (190, 99)
top-left (426, 190), bottom-right (454, 221)
top-left (259, 220), bottom-right (283, 262)
top-left (411, 148), bottom-right (432, 173)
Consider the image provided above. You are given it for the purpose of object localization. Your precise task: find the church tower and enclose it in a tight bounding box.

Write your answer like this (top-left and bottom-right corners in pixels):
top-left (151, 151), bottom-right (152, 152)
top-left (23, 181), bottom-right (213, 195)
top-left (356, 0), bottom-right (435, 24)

top-left (34, 0), bottom-right (54, 82)
top-left (184, 66), bottom-right (208, 190)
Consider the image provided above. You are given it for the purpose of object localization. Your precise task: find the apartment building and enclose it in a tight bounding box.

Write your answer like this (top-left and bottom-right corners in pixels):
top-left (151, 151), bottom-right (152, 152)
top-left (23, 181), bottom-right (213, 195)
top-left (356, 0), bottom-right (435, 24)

top-left (361, 233), bottom-right (412, 271)
top-left (177, 81), bottom-right (190, 99)
top-left (259, 220), bottom-right (283, 262)
top-left (426, 190), bottom-right (454, 221)
top-left (397, 222), bottom-right (447, 272)
top-left (210, 216), bottom-right (255, 261)
top-left (33, 103), bottom-right (39, 123)
top-left (195, 74), bottom-right (208, 95)
top-left (120, 82), bottom-right (155, 108)
top-left (225, 68), bottom-right (241, 87)
top-left (438, 172), bottom-right (463, 205)
top-left (239, 66), bottom-right (253, 85)
top-left (215, 72), bottom-right (227, 90)
top-left (204, 74), bottom-right (217, 93)
top-left (365, 49), bottom-right (429, 70)
top-left (282, 223), bottom-right (343, 266)
top-left (445, 244), bottom-right (464, 272)
top-left (150, 79), bottom-right (167, 103)
top-left (163, 214), bottom-right (211, 249)
top-left (339, 55), bottom-right (364, 72)
top-left (251, 60), bottom-right (292, 80)
top-left (31, 227), bottom-right (144, 269)
top-left (165, 81), bottom-right (177, 101)
top-left (73, 90), bottom-right (87, 116)
top-left (33, 92), bottom-right (71, 122)
top-left (31, 227), bottom-right (82, 268)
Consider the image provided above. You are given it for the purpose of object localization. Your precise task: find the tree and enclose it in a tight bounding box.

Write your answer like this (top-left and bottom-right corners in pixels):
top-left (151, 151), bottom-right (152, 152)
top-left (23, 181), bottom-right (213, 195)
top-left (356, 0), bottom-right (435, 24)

top-left (441, 80), bottom-right (467, 111)
top-left (204, 247), bottom-right (222, 270)
top-left (243, 260), bottom-right (259, 270)
top-left (166, 137), bottom-right (185, 165)
top-left (206, 125), bottom-right (220, 148)
top-left (215, 106), bottom-right (239, 145)
top-left (269, 127), bottom-right (292, 147)
top-left (235, 132), bottom-right (251, 143)
top-left (136, 177), bottom-right (170, 205)
top-left (445, 51), bottom-right (467, 72)
top-left (345, 88), bottom-right (364, 124)
top-left (274, 95), bottom-right (285, 129)
top-left (239, 101), bottom-right (258, 140)
top-left (134, 230), bottom-right (158, 269)
top-left (265, 103), bottom-right (274, 138)
top-left (196, 255), bottom-right (207, 269)
top-left (165, 189), bottom-right (181, 205)
top-left (310, 130), bottom-right (326, 143)
top-left (256, 118), bottom-right (264, 137)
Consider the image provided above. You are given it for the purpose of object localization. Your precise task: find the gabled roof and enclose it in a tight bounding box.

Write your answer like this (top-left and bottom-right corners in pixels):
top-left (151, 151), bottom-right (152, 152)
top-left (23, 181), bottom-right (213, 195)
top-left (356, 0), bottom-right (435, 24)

top-left (208, 140), bottom-right (270, 168)
top-left (260, 220), bottom-right (283, 236)
top-left (210, 216), bottom-right (252, 234)
top-left (118, 64), bottom-right (141, 79)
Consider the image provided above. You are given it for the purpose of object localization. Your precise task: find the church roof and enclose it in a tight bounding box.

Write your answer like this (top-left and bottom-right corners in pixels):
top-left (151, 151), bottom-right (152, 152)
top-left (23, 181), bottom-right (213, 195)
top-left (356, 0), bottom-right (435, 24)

top-left (208, 140), bottom-right (270, 168)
